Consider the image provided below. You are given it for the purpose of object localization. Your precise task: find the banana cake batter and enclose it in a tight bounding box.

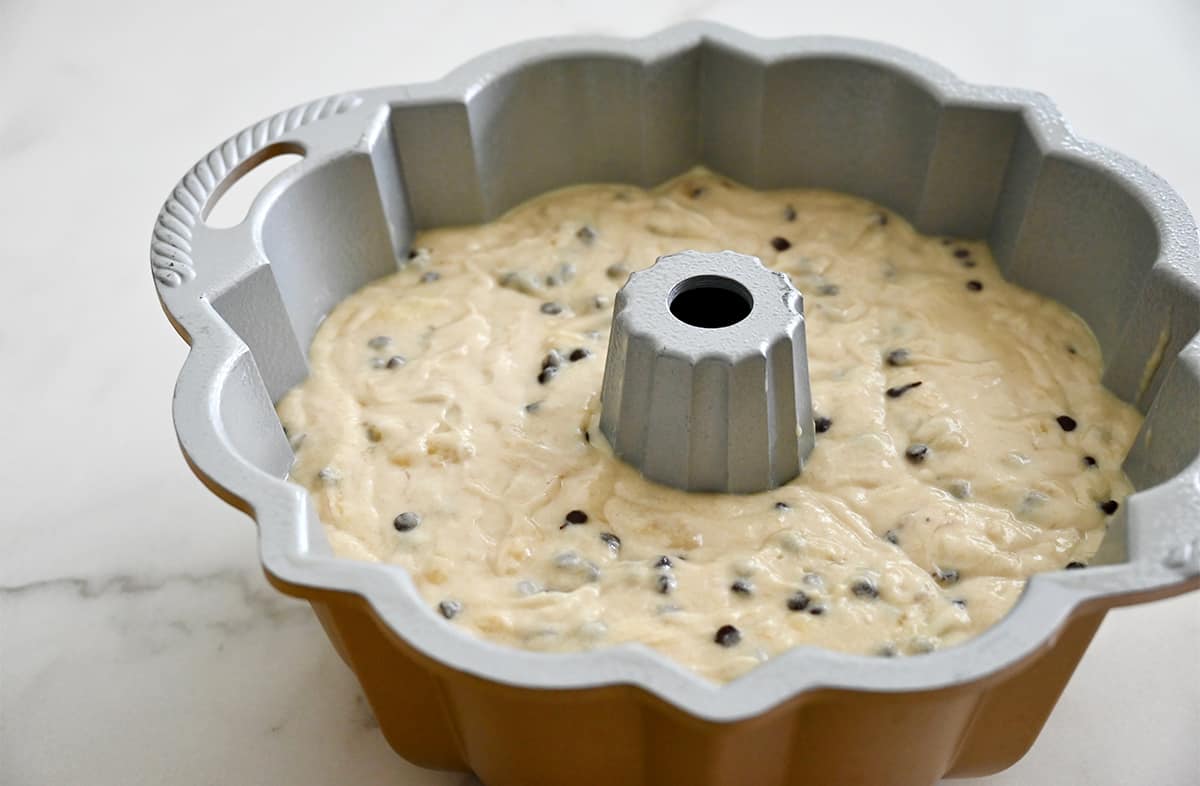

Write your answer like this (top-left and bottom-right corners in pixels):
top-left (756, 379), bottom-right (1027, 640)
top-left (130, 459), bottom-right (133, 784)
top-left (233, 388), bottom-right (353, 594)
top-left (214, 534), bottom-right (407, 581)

top-left (277, 168), bottom-right (1140, 682)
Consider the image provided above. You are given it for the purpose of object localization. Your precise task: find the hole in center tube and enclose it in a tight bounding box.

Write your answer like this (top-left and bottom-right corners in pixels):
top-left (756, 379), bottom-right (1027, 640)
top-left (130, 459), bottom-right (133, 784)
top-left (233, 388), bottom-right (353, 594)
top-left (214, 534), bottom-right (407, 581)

top-left (669, 275), bottom-right (753, 329)
top-left (204, 144), bottom-right (304, 228)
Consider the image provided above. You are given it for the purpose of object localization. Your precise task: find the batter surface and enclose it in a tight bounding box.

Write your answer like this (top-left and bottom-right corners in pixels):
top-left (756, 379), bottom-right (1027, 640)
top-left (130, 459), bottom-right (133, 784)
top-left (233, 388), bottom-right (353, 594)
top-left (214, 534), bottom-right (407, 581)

top-left (277, 168), bottom-right (1141, 681)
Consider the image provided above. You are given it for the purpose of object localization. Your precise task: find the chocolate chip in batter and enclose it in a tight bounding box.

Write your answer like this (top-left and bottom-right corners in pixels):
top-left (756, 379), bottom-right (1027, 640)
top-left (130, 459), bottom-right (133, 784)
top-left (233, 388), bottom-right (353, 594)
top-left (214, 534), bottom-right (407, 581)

top-left (951, 598), bottom-right (968, 609)
top-left (714, 625), bottom-right (742, 647)
top-left (851, 578), bottom-right (879, 599)
top-left (770, 236), bottom-right (792, 252)
top-left (885, 348), bottom-right (911, 367)
top-left (654, 555), bottom-right (673, 569)
top-left (1099, 499), bottom-right (1119, 515)
top-left (525, 401), bottom-right (543, 414)
top-left (1056, 415), bottom-right (1078, 432)
top-left (886, 381), bottom-right (923, 398)
top-left (540, 301), bottom-right (564, 315)
top-left (784, 204), bottom-right (798, 222)
top-left (600, 532), bottom-right (622, 552)
top-left (438, 600), bottom-right (462, 619)
top-left (386, 355), bottom-right (407, 369)
top-left (933, 567), bottom-right (960, 586)
top-left (537, 366), bottom-right (558, 385)
top-left (364, 423), bottom-right (383, 443)
top-left (730, 580), bottom-right (754, 596)
top-left (542, 350), bottom-right (563, 370)
top-left (1067, 345), bottom-right (1079, 355)
top-left (393, 511), bottom-right (421, 532)
top-left (1066, 561), bottom-right (1088, 569)
top-left (884, 529), bottom-right (900, 545)
top-left (420, 271), bottom-right (440, 284)
top-left (576, 225), bottom-right (597, 244)
top-left (808, 605), bottom-right (826, 616)
top-left (569, 348), bottom-right (591, 362)
top-left (818, 283), bottom-right (840, 296)
top-left (606, 263), bottom-right (629, 280)
top-left (875, 211), bottom-right (889, 226)
top-left (966, 280), bottom-right (984, 292)
top-left (690, 186), bottom-right (706, 199)
top-left (562, 509), bottom-right (589, 528)
top-left (953, 248), bottom-right (971, 260)
top-left (814, 416), bottom-right (833, 434)
top-left (947, 479), bottom-right (971, 500)
top-left (775, 501), bottom-right (791, 511)
top-left (905, 444), bottom-right (929, 463)
top-left (877, 643), bottom-right (898, 658)
top-left (657, 573), bottom-right (677, 594)
top-left (786, 591), bottom-right (811, 611)
top-left (583, 429), bottom-right (591, 444)
top-left (367, 335), bottom-right (391, 350)
top-left (1083, 455), bottom-right (1098, 468)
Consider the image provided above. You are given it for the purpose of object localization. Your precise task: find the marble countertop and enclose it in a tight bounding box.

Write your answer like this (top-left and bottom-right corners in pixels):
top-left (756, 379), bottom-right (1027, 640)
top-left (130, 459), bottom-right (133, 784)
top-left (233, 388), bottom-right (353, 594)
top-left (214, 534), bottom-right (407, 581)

top-left (2, 0), bottom-right (1198, 783)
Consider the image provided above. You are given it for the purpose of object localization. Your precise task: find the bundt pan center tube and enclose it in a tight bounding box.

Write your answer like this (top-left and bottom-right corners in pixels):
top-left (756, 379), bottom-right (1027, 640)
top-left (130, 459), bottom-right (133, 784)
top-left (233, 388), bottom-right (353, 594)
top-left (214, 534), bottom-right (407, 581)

top-left (601, 249), bottom-right (815, 492)
top-left (151, 23), bottom-right (1200, 786)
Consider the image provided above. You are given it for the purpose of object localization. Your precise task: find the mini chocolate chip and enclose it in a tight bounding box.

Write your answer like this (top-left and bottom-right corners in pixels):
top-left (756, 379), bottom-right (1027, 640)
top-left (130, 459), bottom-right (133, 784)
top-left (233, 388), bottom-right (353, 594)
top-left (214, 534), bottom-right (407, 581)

top-left (775, 501), bottom-right (791, 511)
top-left (951, 598), bottom-right (968, 609)
top-left (1100, 499), bottom-right (1119, 515)
top-left (600, 532), bottom-right (621, 552)
top-left (886, 381), bottom-right (923, 399)
top-left (1067, 345), bottom-right (1078, 355)
top-left (576, 225), bottom-right (596, 243)
top-left (814, 416), bottom-right (833, 434)
top-left (367, 335), bottom-right (391, 350)
top-left (537, 366), bottom-right (558, 385)
top-left (714, 625), bottom-right (741, 647)
top-left (540, 302), bottom-right (564, 315)
top-left (583, 430), bottom-right (591, 444)
top-left (420, 271), bottom-right (440, 283)
top-left (786, 591), bottom-right (811, 611)
top-left (961, 258), bottom-right (978, 268)
top-left (851, 578), bottom-right (879, 599)
top-left (905, 444), bottom-right (929, 463)
top-left (885, 348), bottom-right (911, 367)
top-left (884, 530), bottom-right (900, 545)
top-left (407, 249), bottom-right (420, 260)
top-left (875, 211), bottom-right (889, 226)
top-left (1083, 455), bottom-right (1098, 468)
top-left (1056, 415), bottom-right (1078, 432)
top-left (1066, 561), bottom-right (1088, 569)
top-left (934, 567), bottom-right (960, 586)
top-left (569, 348), bottom-right (591, 362)
top-left (657, 573), bottom-right (677, 594)
top-left (730, 580), bottom-right (754, 596)
top-left (542, 351), bottom-right (563, 370)
top-left (438, 600), bottom-right (462, 619)
top-left (364, 424), bottom-right (382, 443)
top-left (818, 283), bottom-right (840, 296)
top-left (966, 280), bottom-right (983, 292)
top-left (606, 263), bottom-right (629, 280)
top-left (654, 555), bottom-right (673, 569)
top-left (386, 355), bottom-right (407, 369)
top-left (953, 248), bottom-right (970, 259)
top-left (808, 605), bottom-right (826, 616)
top-left (784, 205), bottom-right (797, 222)
top-left (690, 186), bottom-right (706, 198)
top-left (393, 512), bottom-right (421, 532)
top-left (770, 236), bottom-right (792, 252)
top-left (525, 401), bottom-right (542, 414)
top-left (562, 509), bottom-right (589, 527)
top-left (877, 644), bottom-right (898, 658)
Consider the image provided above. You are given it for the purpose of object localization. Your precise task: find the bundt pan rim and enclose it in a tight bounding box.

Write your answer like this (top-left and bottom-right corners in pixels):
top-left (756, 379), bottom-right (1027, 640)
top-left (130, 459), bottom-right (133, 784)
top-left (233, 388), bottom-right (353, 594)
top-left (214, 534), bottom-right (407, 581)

top-left (151, 22), bottom-right (1200, 727)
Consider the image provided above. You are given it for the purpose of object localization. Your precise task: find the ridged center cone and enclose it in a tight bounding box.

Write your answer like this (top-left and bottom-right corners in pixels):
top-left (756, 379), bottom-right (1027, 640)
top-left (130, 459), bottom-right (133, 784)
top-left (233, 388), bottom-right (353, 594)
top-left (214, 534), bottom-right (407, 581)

top-left (599, 250), bottom-right (815, 493)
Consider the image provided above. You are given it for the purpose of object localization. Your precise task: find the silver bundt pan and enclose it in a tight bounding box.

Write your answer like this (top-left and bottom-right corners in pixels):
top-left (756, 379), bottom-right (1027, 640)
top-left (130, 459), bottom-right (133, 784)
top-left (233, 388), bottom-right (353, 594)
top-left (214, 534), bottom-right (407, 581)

top-left (151, 23), bottom-right (1200, 785)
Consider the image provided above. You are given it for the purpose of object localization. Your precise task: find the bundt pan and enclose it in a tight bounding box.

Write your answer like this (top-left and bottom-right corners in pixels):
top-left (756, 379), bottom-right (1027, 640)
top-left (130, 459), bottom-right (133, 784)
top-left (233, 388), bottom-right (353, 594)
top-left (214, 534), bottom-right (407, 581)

top-left (151, 23), bottom-right (1200, 786)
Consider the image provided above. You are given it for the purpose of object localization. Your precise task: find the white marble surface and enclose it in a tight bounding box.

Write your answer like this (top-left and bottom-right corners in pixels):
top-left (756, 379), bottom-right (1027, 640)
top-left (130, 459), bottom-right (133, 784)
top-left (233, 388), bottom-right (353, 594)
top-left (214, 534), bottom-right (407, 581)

top-left (2, 0), bottom-right (1198, 783)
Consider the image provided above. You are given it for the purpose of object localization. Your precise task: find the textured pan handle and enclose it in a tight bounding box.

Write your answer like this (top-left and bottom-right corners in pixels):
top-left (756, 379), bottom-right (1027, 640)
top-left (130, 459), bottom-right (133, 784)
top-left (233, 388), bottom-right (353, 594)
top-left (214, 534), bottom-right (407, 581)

top-left (150, 93), bottom-right (363, 292)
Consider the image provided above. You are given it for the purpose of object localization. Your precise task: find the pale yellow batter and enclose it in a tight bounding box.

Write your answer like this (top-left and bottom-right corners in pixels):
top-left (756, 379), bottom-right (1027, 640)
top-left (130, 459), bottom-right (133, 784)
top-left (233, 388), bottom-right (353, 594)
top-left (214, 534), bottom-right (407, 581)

top-left (277, 168), bottom-right (1141, 682)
